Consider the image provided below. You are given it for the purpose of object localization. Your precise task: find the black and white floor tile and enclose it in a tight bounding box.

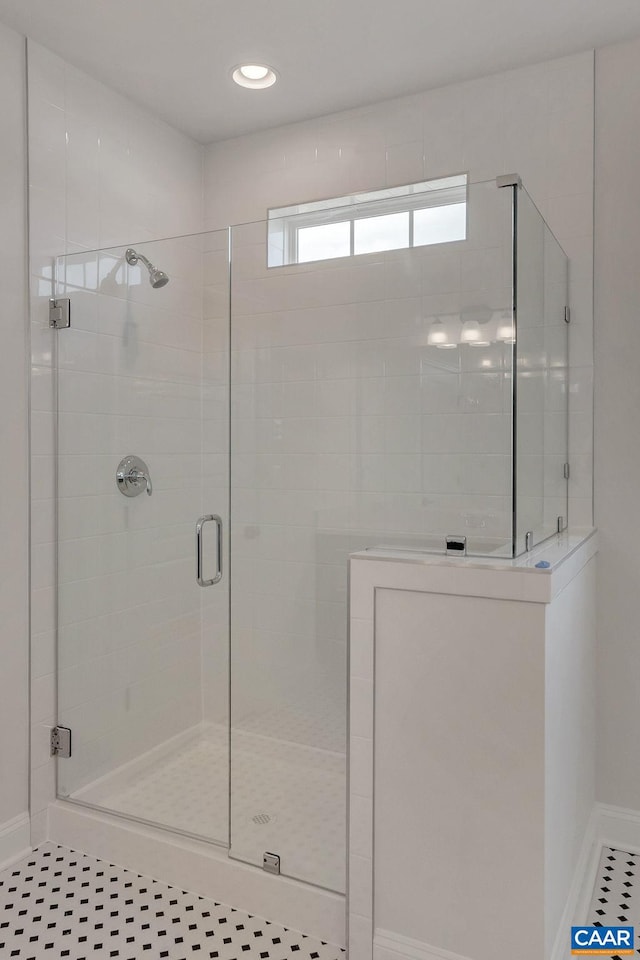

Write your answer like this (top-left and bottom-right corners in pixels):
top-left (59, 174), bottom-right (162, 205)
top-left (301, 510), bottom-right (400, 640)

top-left (588, 846), bottom-right (640, 958)
top-left (0, 843), bottom-right (344, 960)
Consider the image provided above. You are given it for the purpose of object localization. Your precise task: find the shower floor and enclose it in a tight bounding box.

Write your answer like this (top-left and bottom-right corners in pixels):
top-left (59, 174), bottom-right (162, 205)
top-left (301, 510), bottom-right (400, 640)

top-left (72, 723), bottom-right (346, 893)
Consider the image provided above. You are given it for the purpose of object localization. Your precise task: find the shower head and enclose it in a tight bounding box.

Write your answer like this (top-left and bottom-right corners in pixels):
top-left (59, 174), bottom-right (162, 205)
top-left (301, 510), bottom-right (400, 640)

top-left (125, 248), bottom-right (170, 289)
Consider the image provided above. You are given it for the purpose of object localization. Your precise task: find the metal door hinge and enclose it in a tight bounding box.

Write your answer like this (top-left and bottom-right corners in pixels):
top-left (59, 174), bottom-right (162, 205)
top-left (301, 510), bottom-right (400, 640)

top-left (49, 297), bottom-right (71, 329)
top-left (50, 726), bottom-right (72, 758)
top-left (564, 306), bottom-right (571, 324)
top-left (525, 531), bottom-right (533, 552)
top-left (263, 852), bottom-right (280, 875)
top-left (563, 462), bottom-right (570, 480)
top-left (557, 516), bottom-right (566, 534)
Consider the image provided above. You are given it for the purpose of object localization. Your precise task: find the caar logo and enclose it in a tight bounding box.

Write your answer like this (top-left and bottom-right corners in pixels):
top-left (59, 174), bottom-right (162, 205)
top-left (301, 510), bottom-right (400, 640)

top-left (571, 926), bottom-right (635, 954)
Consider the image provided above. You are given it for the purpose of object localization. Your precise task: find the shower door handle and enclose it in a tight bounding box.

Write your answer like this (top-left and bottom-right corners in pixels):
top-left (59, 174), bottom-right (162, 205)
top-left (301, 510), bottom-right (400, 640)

top-left (196, 515), bottom-right (223, 587)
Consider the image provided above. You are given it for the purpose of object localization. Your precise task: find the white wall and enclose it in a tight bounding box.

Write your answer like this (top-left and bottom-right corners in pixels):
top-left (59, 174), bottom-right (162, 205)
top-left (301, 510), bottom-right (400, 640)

top-left (545, 557), bottom-right (596, 957)
top-left (27, 39), bottom-right (205, 843)
top-left (0, 21), bottom-right (29, 856)
top-left (595, 35), bottom-right (640, 811)
top-left (374, 587), bottom-right (546, 960)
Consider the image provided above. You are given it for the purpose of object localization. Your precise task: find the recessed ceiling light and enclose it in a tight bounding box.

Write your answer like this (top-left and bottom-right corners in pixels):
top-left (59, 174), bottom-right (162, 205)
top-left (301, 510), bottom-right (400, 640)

top-left (232, 63), bottom-right (277, 89)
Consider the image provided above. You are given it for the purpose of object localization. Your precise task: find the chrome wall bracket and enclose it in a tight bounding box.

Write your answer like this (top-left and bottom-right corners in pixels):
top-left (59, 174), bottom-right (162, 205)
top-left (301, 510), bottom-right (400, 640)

top-left (525, 530), bottom-right (533, 552)
top-left (51, 726), bottom-right (72, 758)
top-left (496, 173), bottom-right (522, 189)
top-left (263, 852), bottom-right (280, 875)
top-left (564, 306), bottom-right (571, 324)
top-left (49, 297), bottom-right (71, 329)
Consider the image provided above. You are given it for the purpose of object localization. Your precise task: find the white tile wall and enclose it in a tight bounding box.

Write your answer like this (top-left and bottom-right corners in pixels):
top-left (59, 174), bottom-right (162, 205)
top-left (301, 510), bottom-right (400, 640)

top-left (27, 39), bottom-right (206, 844)
top-left (227, 188), bottom-right (517, 809)
top-left (205, 51), bottom-right (595, 531)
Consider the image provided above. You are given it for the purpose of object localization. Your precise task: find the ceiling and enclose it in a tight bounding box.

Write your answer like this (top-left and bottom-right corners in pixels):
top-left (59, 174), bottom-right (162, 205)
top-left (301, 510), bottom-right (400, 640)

top-left (0, 0), bottom-right (639, 144)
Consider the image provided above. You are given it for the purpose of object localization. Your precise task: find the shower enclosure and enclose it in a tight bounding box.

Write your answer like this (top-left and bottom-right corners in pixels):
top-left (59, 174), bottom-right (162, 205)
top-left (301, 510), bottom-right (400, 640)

top-left (51, 175), bottom-right (568, 897)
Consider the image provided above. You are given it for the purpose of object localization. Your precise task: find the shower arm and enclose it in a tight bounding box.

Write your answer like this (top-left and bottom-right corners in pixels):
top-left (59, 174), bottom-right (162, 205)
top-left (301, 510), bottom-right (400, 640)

top-left (125, 248), bottom-right (152, 270)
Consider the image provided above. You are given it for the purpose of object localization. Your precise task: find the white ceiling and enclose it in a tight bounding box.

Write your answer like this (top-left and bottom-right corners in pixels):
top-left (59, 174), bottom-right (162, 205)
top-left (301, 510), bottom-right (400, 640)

top-left (0, 0), bottom-right (639, 144)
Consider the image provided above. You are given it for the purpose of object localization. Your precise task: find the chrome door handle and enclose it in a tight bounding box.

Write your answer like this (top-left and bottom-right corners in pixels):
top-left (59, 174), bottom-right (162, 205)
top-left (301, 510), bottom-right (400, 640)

top-left (196, 514), bottom-right (222, 586)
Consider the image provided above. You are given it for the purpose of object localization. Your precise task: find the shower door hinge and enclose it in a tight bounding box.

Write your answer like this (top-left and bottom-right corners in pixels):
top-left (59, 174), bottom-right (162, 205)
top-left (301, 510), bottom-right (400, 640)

top-left (49, 297), bottom-right (71, 329)
top-left (263, 852), bottom-right (280, 875)
top-left (563, 462), bottom-right (570, 480)
top-left (50, 726), bottom-right (72, 758)
top-left (564, 306), bottom-right (571, 324)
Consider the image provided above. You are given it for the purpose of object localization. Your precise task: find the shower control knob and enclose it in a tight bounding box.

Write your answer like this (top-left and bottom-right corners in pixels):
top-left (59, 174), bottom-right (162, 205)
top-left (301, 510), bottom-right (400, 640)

top-left (116, 455), bottom-right (153, 497)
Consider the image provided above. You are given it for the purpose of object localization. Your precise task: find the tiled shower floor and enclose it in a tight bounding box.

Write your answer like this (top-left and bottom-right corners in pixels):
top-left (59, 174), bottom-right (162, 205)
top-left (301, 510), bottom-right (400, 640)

top-left (72, 724), bottom-right (346, 893)
top-left (0, 843), bottom-right (344, 960)
top-left (585, 846), bottom-right (640, 958)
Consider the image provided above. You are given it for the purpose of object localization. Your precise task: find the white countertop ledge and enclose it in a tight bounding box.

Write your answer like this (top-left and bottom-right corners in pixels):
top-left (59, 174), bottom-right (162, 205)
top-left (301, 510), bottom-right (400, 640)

top-left (349, 528), bottom-right (597, 607)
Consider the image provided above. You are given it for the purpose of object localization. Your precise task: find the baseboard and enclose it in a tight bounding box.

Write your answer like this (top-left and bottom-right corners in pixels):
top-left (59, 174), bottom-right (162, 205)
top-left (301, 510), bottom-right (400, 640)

top-left (596, 802), bottom-right (640, 855)
top-left (48, 800), bottom-right (345, 947)
top-left (550, 805), bottom-right (600, 960)
top-left (549, 802), bottom-right (640, 960)
top-left (0, 812), bottom-right (31, 871)
top-left (374, 929), bottom-right (471, 960)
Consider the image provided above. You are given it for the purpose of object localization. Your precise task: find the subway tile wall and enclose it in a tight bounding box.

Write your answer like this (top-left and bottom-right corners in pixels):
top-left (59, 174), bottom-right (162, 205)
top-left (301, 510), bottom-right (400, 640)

top-left (204, 51), bottom-right (595, 531)
top-left (228, 186), bottom-right (516, 766)
top-left (28, 40), bottom-right (206, 844)
top-left (52, 235), bottom-right (229, 812)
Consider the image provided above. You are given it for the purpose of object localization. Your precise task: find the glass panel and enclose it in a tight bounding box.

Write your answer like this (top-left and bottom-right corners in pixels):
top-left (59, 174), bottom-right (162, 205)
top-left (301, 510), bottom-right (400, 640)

top-left (515, 187), bottom-right (569, 554)
top-left (353, 211), bottom-right (409, 254)
top-left (297, 221), bottom-right (350, 263)
top-left (228, 181), bottom-right (514, 892)
top-left (54, 231), bottom-right (231, 845)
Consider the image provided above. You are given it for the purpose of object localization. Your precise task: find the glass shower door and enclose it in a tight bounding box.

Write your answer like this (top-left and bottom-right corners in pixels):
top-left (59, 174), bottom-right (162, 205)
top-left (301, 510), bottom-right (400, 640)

top-left (54, 230), bottom-right (230, 845)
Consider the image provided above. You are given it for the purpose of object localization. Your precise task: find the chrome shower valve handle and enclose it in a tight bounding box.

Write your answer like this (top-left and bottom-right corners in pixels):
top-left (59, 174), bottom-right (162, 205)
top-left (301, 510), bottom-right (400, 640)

top-left (116, 455), bottom-right (153, 497)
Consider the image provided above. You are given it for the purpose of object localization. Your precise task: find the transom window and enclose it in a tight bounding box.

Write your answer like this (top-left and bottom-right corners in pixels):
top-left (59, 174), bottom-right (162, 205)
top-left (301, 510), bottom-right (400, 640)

top-left (267, 174), bottom-right (467, 267)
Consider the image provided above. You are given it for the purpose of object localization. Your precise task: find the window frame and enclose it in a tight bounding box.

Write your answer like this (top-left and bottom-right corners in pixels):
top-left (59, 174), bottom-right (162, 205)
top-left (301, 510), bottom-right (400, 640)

top-left (267, 174), bottom-right (469, 267)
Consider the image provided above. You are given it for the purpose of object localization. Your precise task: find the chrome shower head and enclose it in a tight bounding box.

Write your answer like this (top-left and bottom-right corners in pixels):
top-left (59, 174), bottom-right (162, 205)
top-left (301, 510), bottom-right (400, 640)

top-left (148, 267), bottom-right (169, 289)
top-left (125, 248), bottom-right (169, 289)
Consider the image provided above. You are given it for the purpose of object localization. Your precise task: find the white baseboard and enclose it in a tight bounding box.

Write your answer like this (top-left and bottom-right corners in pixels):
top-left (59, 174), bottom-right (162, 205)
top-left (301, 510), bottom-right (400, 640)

top-left (48, 800), bottom-right (345, 947)
top-left (595, 801), bottom-right (640, 855)
top-left (550, 806), bottom-right (600, 960)
top-left (371, 805), bottom-right (605, 960)
top-left (550, 802), bottom-right (640, 960)
top-left (0, 812), bottom-right (31, 871)
top-left (374, 929), bottom-right (471, 960)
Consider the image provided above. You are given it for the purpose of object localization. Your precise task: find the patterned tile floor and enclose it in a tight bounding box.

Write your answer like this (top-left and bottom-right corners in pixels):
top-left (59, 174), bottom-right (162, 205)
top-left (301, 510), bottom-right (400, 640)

top-left (586, 846), bottom-right (640, 958)
top-left (0, 843), bottom-right (345, 960)
top-left (73, 724), bottom-right (346, 894)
